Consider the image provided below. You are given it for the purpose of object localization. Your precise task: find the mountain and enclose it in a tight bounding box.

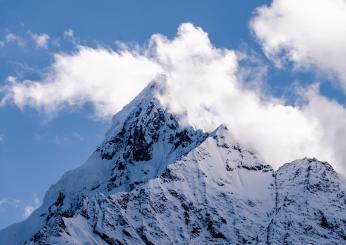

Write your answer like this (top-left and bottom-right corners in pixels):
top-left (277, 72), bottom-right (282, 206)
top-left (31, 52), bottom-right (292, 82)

top-left (268, 158), bottom-right (346, 244)
top-left (1, 82), bottom-right (345, 245)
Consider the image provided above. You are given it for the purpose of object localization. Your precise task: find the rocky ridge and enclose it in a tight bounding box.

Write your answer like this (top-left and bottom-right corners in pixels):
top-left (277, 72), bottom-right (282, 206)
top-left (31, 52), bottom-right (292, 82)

top-left (0, 83), bottom-right (345, 245)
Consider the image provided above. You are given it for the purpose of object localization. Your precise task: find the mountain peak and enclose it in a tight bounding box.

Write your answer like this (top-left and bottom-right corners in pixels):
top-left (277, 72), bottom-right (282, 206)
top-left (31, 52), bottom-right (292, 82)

top-left (270, 157), bottom-right (346, 244)
top-left (107, 79), bottom-right (165, 140)
top-left (278, 157), bottom-right (336, 177)
top-left (41, 80), bottom-right (209, 202)
top-left (1, 83), bottom-right (346, 245)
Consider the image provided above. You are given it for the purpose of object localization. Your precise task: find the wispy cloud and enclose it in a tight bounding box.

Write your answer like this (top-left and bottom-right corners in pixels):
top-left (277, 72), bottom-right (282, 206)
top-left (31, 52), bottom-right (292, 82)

top-left (0, 33), bottom-right (25, 47)
top-left (33, 131), bottom-right (85, 144)
top-left (0, 195), bottom-right (40, 218)
top-left (23, 195), bottom-right (40, 218)
top-left (54, 132), bottom-right (85, 145)
top-left (0, 198), bottom-right (21, 207)
top-left (0, 31), bottom-right (51, 49)
top-left (5, 33), bottom-right (22, 44)
top-left (30, 32), bottom-right (50, 49)
top-left (62, 29), bottom-right (79, 45)
top-left (63, 29), bottom-right (74, 39)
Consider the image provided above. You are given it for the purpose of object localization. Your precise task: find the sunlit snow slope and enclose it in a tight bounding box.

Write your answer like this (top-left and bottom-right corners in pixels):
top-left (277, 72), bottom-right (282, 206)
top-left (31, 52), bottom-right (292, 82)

top-left (1, 82), bottom-right (345, 245)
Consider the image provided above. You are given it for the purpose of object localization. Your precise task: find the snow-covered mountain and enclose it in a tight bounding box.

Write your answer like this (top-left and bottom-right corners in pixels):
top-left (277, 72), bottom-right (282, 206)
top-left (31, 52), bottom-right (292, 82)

top-left (1, 82), bottom-right (345, 245)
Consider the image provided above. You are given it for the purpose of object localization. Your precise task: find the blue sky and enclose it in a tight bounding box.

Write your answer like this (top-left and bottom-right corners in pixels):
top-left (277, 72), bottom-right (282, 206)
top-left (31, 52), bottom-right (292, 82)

top-left (1, 0), bottom-right (345, 229)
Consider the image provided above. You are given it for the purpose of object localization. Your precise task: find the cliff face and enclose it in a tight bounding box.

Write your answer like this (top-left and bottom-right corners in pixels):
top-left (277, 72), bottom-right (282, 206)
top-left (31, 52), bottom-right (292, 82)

top-left (1, 83), bottom-right (345, 245)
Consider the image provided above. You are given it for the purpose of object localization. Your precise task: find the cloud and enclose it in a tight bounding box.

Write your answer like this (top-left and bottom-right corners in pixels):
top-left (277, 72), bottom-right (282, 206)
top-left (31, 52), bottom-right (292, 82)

top-left (31, 32), bottom-right (50, 48)
top-left (54, 132), bottom-right (85, 145)
top-left (23, 196), bottom-right (40, 218)
top-left (63, 29), bottom-right (78, 45)
top-left (5, 33), bottom-right (21, 43)
top-left (0, 198), bottom-right (21, 207)
top-left (0, 33), bottom-right (25, 47)
top-left (0, 195), bottom-right (40, 218)
top-left (1, 23), bottom-right (346, 174)
top-left (0, 47), bottom-right (161, 118)
top-left (63, 29), bottom-right (74, 39)
top-left (250, 0), bottom-right (346, 90)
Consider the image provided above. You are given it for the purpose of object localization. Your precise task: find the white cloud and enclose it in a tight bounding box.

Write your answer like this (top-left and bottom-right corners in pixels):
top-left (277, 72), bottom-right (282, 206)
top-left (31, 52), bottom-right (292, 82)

top-left (0, 46), bottom-right (161, 118)
top-left (1, 33), bottom-right (25, 47)
top-left (0, 198), bottom-right (21, 207)
top-left (1, 23), bottom-right (346, 174)
top-left (0, 195), bottom-right (40, 218)
top-left (6, 33), bottom-right (21, 43)
top-left (250, 0), bottom-right (346, 90)
top-left (31, 32), bottom-right (50, 49)
top-left (23, 196), bottom-right (40, 218)
top-left (1, 32), bottom-right (50, 48)
top-left (63, 29), bottom-right (78, 45)
top-left (63, 29), bottom-right (74, 39)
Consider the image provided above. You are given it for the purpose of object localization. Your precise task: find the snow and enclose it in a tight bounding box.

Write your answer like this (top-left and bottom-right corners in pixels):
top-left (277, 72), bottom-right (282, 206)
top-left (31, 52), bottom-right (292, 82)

top-left (55, 216), bottom-right (107, 245)
top-left (1, 82), bottom-right (345, 244)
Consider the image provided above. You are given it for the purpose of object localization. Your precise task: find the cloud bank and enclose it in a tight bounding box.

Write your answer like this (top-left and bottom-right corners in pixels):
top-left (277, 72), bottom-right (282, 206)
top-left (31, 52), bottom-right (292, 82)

top-left (0, 48), bottom-right (161, 118)
top-left (1, 23), bottom-right (346, 173)
top-left (251, 0), bottom-right (346, 91)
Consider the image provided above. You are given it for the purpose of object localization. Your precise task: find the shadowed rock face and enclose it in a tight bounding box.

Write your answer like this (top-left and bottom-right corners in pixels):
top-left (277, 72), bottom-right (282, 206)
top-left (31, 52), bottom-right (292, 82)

top-left (1, 83), bottom-right (345, 245)
top-left (94, 85), bottom-right (208, 194)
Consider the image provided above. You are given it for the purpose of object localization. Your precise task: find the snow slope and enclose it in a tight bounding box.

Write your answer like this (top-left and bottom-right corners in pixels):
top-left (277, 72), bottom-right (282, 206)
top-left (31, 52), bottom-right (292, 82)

top-left (267, 158), bottom-right (346, 244)
top-left (0, 82), bottom-right (345, 244)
